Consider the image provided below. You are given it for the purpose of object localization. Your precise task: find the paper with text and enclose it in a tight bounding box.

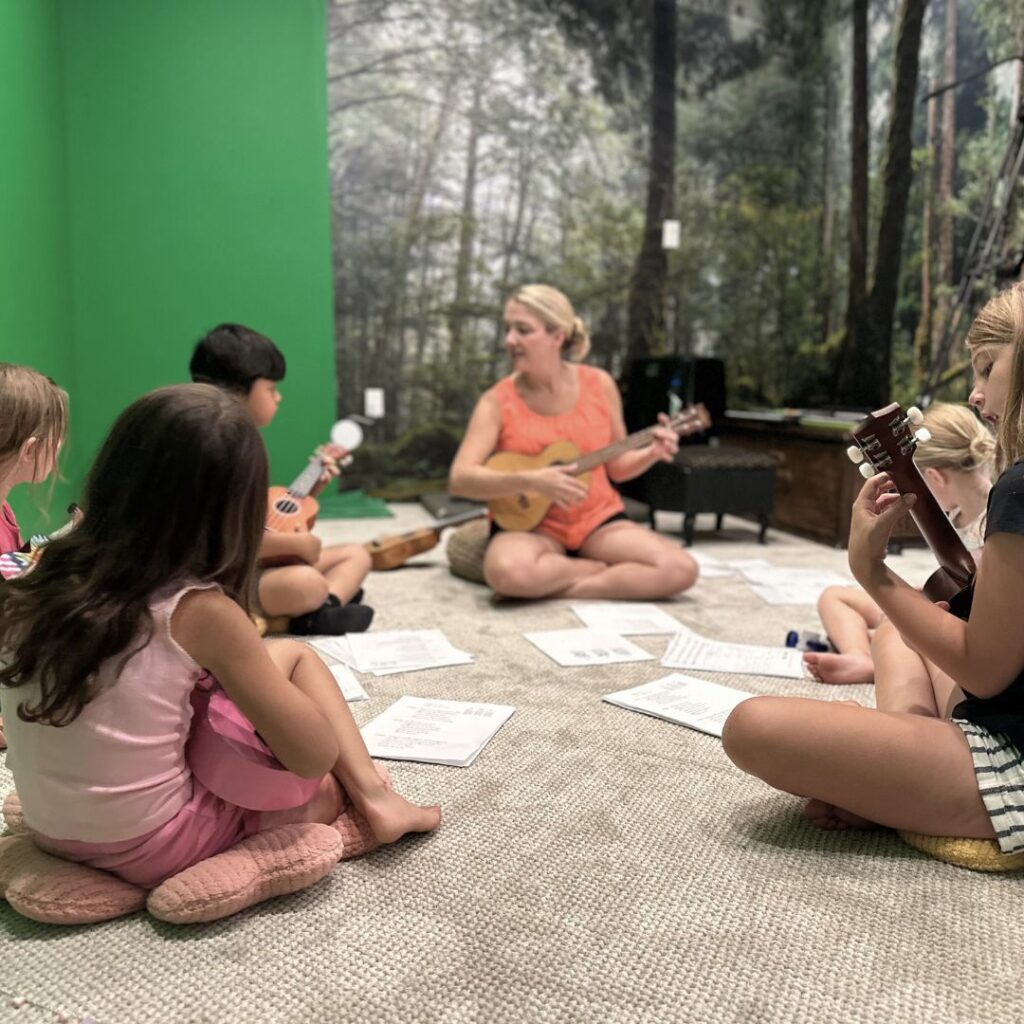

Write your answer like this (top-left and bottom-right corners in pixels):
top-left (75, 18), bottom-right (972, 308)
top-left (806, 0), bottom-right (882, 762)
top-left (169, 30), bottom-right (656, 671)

top-left (662, 630), bottom-right (807, 679)
top-left (329, 662), bottom-right (368, 702)
top-left (570, 602), bottom-right (687, 635)
top-left (604, 673), bottom-right (754, 737)
top-left (523, 628), bottom-right (655, 667)
top-left (360, 696), bottom-right (515, 766)
top-left (346, 630), bottom-right (473, 676)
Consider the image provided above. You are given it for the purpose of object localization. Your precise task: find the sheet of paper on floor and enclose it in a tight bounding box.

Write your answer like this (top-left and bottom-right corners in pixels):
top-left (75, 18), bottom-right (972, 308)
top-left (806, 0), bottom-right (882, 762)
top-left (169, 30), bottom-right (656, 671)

top-left (736, 564), bottom-right (852, 605)
top-left (570, 602), bottom-right (687, 635)
top-left (523, 627), bottom-right (655, 667)
top-left (603, 673), bottom-right (754, 738)
top-left (687, 549), bottom-right (736, 579)
top-left (662, 629), bottom-right (808, 679)
top-left (347, 629), bottom-right (473, 675)
top-left (310, 635), bottom-right (357, 668)
top-left (329, 662), bottom-right (368, 702)
top-left (360, 696), bottom-right (515, 767)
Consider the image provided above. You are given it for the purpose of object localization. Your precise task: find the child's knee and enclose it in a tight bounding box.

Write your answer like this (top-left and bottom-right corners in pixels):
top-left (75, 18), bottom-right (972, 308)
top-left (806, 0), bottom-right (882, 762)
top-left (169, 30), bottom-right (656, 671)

top-left (722, 696), bottom-right (783, 770)
top-left (817, 585), bottom-right (844, 616)
top-left (292, 568), bottom-right (330, 611)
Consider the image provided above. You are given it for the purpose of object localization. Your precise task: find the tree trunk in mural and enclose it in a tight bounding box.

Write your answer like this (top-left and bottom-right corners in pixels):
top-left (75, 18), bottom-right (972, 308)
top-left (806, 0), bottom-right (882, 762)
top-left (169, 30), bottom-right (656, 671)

top-left (933, 0), bottom-right (957, 377)
top-left (625, 0), bottom-right (676, 364)
top-left (448, 76), bottom-right (484, 385)
top-left (858, 0), bottom-right (929, 408)
top-left (915, 82), bottom-right (937, 386)
top-left (833, 0), bottom-right (868, 403)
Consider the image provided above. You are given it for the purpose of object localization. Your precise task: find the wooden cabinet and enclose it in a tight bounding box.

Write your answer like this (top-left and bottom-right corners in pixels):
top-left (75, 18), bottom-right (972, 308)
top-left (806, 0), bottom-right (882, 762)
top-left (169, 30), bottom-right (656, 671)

top-left (721, 413), bottom-right (922, 548)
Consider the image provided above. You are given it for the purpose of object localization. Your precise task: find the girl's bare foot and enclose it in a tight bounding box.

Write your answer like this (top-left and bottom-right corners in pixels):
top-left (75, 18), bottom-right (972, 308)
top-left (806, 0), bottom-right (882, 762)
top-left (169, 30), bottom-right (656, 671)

top-left (804, 651), bottom-right (874, 685)
top-left (803, 798), bottom-right (875, 830)
top-left (357, 788), bottom-right (442, 845)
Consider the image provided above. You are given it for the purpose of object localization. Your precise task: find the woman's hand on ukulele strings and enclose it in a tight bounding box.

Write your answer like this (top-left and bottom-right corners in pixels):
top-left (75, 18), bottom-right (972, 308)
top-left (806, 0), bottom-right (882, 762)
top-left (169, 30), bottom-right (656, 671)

top-left (530, 464), bottom-right (588, 509)
top-left (651, 414), bottom-right (680, 463)
top-left (848, 472), bottom-right (915, 584)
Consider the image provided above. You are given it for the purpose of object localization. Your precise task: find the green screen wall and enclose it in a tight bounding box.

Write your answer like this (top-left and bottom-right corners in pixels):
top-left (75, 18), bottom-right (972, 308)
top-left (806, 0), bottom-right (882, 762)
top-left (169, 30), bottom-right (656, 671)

top-left (1, 0), bottom-right (336, 533)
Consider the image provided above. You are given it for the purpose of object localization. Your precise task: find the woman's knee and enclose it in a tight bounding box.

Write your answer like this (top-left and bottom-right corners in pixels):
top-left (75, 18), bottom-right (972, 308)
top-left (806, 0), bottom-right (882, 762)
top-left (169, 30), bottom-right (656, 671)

top-left (650, 546), bottom-right (698, 596)
top-left (483, 549), bottom-right (537, 597)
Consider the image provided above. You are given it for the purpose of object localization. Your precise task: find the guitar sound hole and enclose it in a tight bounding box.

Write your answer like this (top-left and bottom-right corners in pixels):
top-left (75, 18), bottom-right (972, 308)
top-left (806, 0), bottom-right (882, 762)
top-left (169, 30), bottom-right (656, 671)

top-left (275, 499), bottom-right (300, 515)
top-left (517, 494), bottom-right (529, 509)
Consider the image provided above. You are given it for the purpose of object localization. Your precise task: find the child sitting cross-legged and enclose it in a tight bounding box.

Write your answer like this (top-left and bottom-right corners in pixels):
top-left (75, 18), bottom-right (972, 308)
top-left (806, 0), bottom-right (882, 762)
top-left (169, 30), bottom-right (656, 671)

top-left (0, 384), bottom-right (441, 892)
top-left (190, 323), bottom-right (373, 635)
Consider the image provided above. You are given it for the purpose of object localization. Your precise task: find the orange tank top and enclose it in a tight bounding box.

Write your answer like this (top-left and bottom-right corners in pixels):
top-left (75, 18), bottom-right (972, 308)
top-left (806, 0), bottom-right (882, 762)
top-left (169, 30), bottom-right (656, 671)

top-left (490, 365), bottom-right (624, 549)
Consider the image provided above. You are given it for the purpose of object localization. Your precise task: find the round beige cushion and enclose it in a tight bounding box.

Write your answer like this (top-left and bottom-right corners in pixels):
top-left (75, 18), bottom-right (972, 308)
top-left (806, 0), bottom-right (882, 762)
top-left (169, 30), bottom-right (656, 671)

top-left (447, 518), bottom-right (490, 584)
top-left (899, 830), bottom-right (1024, 872)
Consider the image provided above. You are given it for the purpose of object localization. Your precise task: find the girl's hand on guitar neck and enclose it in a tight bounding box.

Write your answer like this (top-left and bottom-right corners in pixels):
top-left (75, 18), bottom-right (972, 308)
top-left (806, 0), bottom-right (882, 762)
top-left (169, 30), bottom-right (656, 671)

top-left (528, 464), bottom-right (588, 509)
top-left (848, 472), bottom-right (916, 585)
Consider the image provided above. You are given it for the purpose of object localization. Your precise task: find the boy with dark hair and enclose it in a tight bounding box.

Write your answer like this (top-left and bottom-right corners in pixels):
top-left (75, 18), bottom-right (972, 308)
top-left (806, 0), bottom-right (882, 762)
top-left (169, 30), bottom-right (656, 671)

top-left (190, 324), bottom-right (373, 635)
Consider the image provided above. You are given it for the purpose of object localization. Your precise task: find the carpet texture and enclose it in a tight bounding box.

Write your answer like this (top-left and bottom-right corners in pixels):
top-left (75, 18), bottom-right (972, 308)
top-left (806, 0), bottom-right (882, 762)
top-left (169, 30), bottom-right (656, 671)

top-left (1, 510), bottom-right (1020, 1024)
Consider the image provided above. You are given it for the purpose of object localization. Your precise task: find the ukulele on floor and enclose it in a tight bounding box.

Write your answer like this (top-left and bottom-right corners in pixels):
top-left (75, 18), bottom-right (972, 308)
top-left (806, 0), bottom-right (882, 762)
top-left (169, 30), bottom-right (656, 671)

top-left (365, 508), bottom-right (487, 571)
top-left (484, 405), bottom-right (711, 532)
top-left (848, 402), bottom-right (977, 602)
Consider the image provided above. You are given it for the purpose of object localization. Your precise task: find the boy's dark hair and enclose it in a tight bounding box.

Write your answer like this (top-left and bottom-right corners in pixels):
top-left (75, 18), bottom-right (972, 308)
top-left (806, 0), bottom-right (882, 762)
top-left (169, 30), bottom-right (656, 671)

top-left (0, 384), bottom-right (268, 726)
top-left (189, 323), bottom-right (286, 394)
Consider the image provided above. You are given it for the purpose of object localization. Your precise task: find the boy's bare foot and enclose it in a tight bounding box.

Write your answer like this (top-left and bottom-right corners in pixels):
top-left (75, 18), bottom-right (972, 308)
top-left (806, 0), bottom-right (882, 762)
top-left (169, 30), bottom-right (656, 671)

top-left (803, 798), bottom-right (875, 830)
top-left (804, 651), bottom-right (874, 685)
top-left (358, 788), bottom-right (442, 845)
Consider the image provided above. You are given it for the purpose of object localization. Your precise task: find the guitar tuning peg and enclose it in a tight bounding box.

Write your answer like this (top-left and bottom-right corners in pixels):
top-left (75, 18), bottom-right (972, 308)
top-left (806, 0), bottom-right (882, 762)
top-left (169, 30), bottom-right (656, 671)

top-left (846, 445), bottom-right (865, 464)
top-left (859, 463), bottom-right (876, 480)
top-left (914, 427), bottom-right (931, 444)
top-left (906, 406), bottom-right (924, 426)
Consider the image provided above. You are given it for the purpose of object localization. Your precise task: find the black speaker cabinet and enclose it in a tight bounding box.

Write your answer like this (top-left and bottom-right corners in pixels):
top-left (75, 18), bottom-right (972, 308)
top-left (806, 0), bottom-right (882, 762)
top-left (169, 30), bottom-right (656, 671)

top-left (620, 356), bottom-right (726, 438)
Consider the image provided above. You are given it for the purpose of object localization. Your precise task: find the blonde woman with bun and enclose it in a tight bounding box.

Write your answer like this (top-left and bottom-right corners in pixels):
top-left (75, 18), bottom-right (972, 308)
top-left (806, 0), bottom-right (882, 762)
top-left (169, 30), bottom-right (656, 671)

top-left (806, 402), bottom-right (995, 685)
top-left (449, 284), bottom-right (698, 600)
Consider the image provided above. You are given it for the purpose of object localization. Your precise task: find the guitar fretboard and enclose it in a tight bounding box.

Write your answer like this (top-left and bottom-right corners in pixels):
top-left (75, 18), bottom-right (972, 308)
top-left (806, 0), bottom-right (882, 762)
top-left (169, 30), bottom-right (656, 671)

top-left (571, 413), bottom-right (702, 475)
top-left (287, 458), bottom-right (324, 498)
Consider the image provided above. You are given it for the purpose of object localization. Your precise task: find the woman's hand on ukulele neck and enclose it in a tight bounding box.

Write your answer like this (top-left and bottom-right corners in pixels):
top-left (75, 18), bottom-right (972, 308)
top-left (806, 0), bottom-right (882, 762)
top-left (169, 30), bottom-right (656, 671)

top-left (528, 464), bottom-right (588, 509)
top-left (848, 472), bottom-right (916, 586)
top-left (650, 413), bottom-right (681, 463)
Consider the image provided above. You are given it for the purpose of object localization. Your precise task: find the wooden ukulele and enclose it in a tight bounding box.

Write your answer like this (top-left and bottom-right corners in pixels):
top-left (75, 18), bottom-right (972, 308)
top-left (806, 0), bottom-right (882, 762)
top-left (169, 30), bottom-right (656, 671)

top-left (484, 404), bottom-right (711, 532)
top-left (848, 402), bottom-right (977, 602)
top-left (365, 508), bottom-right (487, 571)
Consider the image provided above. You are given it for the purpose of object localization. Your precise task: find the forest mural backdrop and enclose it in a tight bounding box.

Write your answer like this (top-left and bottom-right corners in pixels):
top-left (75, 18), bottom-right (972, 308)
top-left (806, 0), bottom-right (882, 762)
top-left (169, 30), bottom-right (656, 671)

top-left (327, 0), bottom-right (1024, 496)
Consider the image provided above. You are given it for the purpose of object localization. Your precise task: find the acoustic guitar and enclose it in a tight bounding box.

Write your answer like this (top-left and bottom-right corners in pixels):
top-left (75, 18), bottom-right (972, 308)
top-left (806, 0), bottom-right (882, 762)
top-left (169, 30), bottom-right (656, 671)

top-left (848, 402), bottom-right (977, 602)
top-left (484, 405), bottom-right (711, 532)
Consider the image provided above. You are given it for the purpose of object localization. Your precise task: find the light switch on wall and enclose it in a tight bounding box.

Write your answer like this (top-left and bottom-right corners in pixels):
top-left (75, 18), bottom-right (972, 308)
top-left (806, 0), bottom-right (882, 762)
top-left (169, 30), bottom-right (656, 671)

top-left (364, 387), bottom-right (385, 418)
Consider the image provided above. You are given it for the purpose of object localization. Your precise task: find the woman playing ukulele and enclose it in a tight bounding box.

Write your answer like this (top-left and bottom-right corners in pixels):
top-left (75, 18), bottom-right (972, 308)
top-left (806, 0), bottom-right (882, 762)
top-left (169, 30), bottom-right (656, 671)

top-left (448, 284), bottom-right (698, 600)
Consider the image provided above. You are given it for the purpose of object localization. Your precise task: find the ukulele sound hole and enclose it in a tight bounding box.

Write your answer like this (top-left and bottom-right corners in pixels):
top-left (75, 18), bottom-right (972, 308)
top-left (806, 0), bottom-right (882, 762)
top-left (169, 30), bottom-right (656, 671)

top-left (274, 499), bottom-right (301, 515)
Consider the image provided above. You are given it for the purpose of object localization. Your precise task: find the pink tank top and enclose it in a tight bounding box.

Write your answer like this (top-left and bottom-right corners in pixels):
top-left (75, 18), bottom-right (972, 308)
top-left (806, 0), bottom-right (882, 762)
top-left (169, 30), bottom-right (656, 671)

top-left (0, 502), bottom-right (22, 554)
top-left (490, 364), bottom-right (624, 549)
top-left (1, 582), bottom-right (217, 842)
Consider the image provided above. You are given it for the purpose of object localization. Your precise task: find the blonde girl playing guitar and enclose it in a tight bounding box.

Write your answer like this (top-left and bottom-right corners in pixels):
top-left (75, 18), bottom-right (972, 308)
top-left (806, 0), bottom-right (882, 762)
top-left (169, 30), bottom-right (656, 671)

top-left (723, 283), bottom-right (1024, 849)
top-left (448, 284), bottom-right (699, 600)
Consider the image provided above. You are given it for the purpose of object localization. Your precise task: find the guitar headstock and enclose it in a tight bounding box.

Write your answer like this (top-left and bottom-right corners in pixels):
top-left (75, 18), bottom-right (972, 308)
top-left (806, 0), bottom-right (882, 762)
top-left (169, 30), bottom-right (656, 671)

top-left (848, 402), bottom-right (931, 488)
top-left (668, 403), bottom-right (712, 438)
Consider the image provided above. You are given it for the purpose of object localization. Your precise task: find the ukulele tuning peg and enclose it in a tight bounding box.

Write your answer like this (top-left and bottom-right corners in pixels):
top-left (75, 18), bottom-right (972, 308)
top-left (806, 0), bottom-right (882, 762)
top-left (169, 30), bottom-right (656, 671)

top-left (846, 445), bottom-right (865, 465)
top-left (906, 406), bottom-right (924, 426)
top-left (914, 427), bottom-right (932, 444)
top-left (858, 462), bottom-right (876, 480)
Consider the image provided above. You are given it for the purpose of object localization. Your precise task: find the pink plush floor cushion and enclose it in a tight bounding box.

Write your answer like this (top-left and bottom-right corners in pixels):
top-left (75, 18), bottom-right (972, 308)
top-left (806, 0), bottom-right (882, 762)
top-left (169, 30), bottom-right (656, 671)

top-left (0, 791), bottom-right (342, 925)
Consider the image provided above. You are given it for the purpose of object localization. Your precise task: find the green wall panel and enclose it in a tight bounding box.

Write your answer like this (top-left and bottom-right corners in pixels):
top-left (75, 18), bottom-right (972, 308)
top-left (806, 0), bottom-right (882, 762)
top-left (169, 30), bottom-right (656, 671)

top-left (0, 0), bottom-right (78, 533)
top-left (58, 0), bottom-right (336, 484)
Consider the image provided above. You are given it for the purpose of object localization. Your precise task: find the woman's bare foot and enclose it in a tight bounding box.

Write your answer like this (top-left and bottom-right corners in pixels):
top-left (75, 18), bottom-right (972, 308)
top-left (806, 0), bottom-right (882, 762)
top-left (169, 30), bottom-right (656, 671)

top-left (804, 651), bottom-right (874, 685)
top-left (803, 798), bottom-right (875, 830)
top-left (357, 788), bottom-right (442, 845)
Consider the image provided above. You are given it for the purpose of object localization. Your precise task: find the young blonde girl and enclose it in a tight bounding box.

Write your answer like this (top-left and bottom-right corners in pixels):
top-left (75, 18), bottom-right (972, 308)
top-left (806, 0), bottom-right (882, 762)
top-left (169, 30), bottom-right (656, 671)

top-left (806, 402), bottom-right (994, 685)
top-left (0, 363), bottom-right (69, 749)
top-left (0, 384), bottom-right (440, 889)
top-left (724, 281), bottom-right (1024, 847)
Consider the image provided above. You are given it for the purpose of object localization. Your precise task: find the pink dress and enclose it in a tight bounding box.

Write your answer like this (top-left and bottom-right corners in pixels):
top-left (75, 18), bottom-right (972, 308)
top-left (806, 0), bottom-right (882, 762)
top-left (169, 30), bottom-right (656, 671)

top-left (0, 502), bottom-right (22, 553)
top-left (2, 583), bottom-right (320, 887)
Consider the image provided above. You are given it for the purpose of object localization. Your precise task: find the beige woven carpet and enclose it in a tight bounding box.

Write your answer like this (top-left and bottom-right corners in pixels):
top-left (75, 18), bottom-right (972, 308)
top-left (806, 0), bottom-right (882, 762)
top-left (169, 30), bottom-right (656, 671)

top-left (1, 510), bottom-right (1020, 1024)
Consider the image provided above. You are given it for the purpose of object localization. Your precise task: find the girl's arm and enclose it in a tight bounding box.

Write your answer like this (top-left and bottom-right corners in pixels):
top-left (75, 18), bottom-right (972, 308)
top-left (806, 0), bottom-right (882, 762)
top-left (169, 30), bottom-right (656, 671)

top-left (849, 474), bottom-right (1024, 698)
top-left (448, 394), bottom-right (587, 507)
top-left (599, 372), bottom-right (677, 482)
top-left (172, 589), bottom-right (339, 778)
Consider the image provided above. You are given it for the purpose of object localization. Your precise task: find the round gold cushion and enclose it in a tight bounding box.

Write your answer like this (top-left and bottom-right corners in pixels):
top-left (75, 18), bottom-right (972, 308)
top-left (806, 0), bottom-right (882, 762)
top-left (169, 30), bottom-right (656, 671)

top-left (447, 518), bottom-right (490, 584)
top-left (899, 830), bottom-right (1024, 872)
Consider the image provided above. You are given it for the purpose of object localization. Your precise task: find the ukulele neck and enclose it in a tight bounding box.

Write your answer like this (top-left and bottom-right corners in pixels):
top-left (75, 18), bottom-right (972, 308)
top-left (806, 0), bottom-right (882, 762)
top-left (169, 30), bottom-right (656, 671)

top-left (571, 416), bottom-right (693, 475)
top-left (287, 458), bottom-right (324, 498)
